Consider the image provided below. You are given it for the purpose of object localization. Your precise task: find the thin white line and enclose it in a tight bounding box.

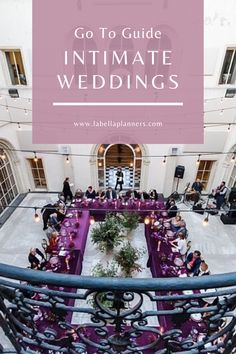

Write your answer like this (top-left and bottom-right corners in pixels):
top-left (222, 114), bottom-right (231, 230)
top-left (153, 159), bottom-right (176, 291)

top-left (52, 102), bottom-right (183, 107)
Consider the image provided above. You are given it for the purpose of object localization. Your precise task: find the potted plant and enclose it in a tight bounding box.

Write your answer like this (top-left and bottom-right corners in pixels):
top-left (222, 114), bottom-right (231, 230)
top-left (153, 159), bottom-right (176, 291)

top-left (118, 212), bottom-right (140, 237)
top-left (115, 242), bottom-right (145, 277)
top-left (91, 214), bottom-right (124, 254)
top-left (91, 261), bottom-right (118, 278)
top-left (89, 261), bottom-right (119, 309)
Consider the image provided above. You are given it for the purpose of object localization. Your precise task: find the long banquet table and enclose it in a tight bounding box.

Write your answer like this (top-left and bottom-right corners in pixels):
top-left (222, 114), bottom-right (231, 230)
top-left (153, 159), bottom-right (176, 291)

top-left (75, 198), bottom-right (165, 219)
top-left (145, 219), bottom-right (209, 340)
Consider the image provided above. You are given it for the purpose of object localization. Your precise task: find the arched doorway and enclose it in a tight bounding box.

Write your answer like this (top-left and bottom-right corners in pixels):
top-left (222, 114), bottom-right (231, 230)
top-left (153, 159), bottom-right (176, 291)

top-left (97, 144), bottom-right (143, 189)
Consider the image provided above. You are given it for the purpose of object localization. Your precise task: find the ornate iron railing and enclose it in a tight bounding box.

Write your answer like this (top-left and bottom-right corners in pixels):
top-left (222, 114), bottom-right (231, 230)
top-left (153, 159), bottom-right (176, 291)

top-left (0, 263), bottom-right (235, 354)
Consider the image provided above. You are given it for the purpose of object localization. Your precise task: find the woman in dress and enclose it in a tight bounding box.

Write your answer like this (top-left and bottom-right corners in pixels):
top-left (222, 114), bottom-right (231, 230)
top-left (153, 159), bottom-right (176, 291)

top-left (149, 189), bottom-right (158, 201)
top-left (171, 215), bottom-right (186, 233)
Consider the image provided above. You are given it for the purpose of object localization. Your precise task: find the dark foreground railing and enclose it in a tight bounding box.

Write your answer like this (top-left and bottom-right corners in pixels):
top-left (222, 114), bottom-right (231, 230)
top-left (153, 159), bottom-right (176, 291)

top-left (0, 263), bottom-right (235, 354)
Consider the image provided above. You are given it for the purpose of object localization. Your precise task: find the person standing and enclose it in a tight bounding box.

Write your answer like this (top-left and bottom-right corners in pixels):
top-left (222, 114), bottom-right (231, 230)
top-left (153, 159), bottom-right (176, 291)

top-left (215, 181), bottom-right (228, 210)
top-left (115, 167), bottom-right (124, 191)
top-left (63, 177), bottom-right (73, 203)
top-left (41, 203), bottom-right (57, 230)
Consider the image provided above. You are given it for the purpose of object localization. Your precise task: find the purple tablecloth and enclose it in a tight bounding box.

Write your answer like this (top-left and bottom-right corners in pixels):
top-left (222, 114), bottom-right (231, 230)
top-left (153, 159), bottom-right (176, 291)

top-left (145, 223), bottom-right (208, 339)
top-left (76, 198), bottom-right (165, 211)
top-left (60, 210), bottom-right (90, 252)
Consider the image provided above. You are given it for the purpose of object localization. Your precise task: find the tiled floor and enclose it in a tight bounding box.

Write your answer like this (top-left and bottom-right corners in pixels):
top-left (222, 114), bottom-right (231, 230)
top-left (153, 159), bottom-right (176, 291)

top-left (0, 193), bottom-right (59, 269)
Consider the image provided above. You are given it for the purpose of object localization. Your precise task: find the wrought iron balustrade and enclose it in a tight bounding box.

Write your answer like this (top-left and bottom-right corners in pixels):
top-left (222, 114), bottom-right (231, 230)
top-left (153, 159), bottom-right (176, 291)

top-left (0, 263), bottom-right (235, 354)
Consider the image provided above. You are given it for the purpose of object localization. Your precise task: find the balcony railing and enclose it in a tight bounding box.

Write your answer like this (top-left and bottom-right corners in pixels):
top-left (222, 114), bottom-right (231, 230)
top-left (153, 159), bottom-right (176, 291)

top-left (0, 263), bottom-right (235, 353)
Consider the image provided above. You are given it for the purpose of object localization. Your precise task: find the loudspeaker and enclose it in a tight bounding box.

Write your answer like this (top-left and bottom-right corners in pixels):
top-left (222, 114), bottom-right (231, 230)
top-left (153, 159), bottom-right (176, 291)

top-left (228, 188), bottom-right (236, 203)
top-left (228, 202), bottom-right (236, 218)
top-left (220, 213), bottom-right (236, 225)
top-left (174, 165), bottom-right (185, 179)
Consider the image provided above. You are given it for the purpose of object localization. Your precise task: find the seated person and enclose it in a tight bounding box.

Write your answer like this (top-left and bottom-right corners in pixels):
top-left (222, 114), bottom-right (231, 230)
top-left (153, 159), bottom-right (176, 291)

top-left (85, 186), bottom-right (96, 199)
top-left (96, 188), bottom-right (105, 201)
top-left (170, 232), bottom-right (187, 256)
top-left (49, 206), bottom-right (66, 231)
top-left (56, 195), bottom-right (66, 208)
top-left (141, 191), bottom-right (150, 200)
top-left (166, 196), bottom-right (173, 210)
top-left (57, 203), bottom-right (66, 217)
top-left (28, 248), bottom-right (46, 270)
top-left (46, 232), bottom-right (59, 253)
top-left (192, 179), bottom-right (203, 194)
top-left (185, 179), bottom-right (203, 204)
top-left (117, 190), bottom-right (125, 201)
top-left (105, 187), bottom-right (117, 200)
top-left (74, 188), bottom-right (84, 200)
top-left (125, 189), bottom-right (133, 199)
top-left (167, 200), bottom-right (178, 218)
top-left (171, 215), bottom-right (186, 232)
top-left (149, 189), bottom-right (158, 200)
top-left (49, 231), bottom-right (59, 245)
top-left (185, 250), bottom-right (202, 276)
top-left (213, 181), bottom-right (228, 210)
top-left (45, 221), bottom-right (57, 238)
top-left (48, 212), bottom-right (59, 229)
top-left (197, 261), bottom-right (210, 276)
top-left (133, 190), bottom-right (141, 199)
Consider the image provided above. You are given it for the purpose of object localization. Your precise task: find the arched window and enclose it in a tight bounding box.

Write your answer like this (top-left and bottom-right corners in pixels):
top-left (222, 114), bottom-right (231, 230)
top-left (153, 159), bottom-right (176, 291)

top-left (0, 150), bottom-right (18, 214)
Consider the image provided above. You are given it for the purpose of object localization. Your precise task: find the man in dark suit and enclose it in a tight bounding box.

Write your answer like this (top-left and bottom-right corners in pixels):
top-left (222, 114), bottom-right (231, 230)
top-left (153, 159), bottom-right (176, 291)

top-left (41, 203), bottom-right (58, 230)
top-left (105, 187), bottom-right (117, 200)
top-left (62, 177), bottom-right (73, 203)
top-left (115, 168), bottom-right (124, 191)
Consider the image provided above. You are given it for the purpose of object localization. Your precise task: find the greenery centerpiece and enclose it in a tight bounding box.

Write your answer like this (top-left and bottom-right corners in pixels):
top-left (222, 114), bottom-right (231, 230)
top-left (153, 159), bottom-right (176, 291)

top-left (91, 213), bottom-right (124, 254)
top-left (90, 261), bottom-right (118, 309)
top-left (115, 242), bottom-right (145, 277)
top-left (91, 261), bottom-right (118, 278)
top-left (118, 212), bottom-right (140, 233)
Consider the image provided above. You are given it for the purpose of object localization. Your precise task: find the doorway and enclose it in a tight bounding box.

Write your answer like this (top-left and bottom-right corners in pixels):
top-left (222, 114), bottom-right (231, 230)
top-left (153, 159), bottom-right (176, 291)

top-left (97, 144), bottom-right (142, 190)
